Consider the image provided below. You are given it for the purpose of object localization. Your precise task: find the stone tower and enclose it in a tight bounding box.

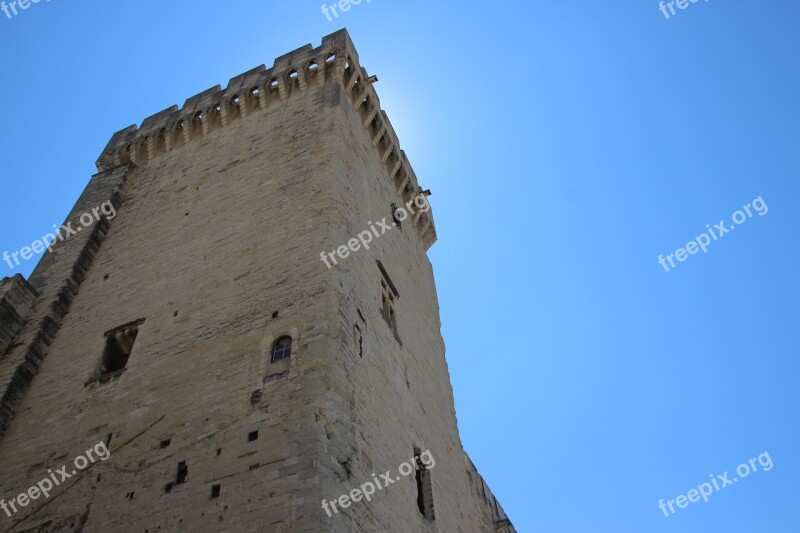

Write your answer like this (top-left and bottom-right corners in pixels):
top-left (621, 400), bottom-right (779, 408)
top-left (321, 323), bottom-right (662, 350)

top-left (0, 30), bottom-right (515, 532)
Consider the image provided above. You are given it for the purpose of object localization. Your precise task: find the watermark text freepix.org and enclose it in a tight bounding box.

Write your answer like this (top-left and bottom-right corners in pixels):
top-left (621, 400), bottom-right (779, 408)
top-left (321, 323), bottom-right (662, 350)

top-left (658, 196), bottom-right (768, 273)
top-left (1, 0), bottom-right (53, 22)
top-left (322, 450), bottom-right (435, 517)
top-left (321, 0), bottom-right (371, 22)
top-left (658, 0), bottom-right (709, 20)
top-left (658, 451), bottom-right (773, 517)
top-left (3, 200), bottom-right (117, 271)
top-left (320, 192), bottom-right (430, 269)
top-left (1, 441), bottom-right (111, 519)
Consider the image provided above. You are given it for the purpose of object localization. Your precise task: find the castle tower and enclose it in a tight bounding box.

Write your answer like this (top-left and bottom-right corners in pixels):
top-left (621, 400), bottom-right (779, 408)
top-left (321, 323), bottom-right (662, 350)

top-left (0, 30), bottom-right (515, 532)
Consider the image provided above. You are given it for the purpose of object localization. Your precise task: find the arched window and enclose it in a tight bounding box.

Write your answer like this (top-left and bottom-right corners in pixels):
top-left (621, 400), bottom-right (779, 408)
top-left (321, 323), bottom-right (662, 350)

top-left (271, 336), bottom-right (292, 362)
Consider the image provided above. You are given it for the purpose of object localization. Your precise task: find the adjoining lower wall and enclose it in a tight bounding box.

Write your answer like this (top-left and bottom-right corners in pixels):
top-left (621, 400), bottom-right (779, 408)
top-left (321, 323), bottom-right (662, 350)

top-left (0, 275), bottom-right (38, 357)
top-left (465, 454), bottom-right (517, 532)
top-left (0, 165), bottom-right (134, 440)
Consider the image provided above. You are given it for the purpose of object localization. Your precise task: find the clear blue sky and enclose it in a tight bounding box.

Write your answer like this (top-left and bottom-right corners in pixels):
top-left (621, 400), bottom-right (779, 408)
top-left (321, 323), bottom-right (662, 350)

top-left (1, 1), bottom-right (798, 531)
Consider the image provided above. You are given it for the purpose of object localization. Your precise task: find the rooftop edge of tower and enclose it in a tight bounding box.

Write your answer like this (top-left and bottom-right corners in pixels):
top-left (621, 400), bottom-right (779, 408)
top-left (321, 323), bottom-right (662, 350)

top-left (95, 29), bottom-right (436, 249)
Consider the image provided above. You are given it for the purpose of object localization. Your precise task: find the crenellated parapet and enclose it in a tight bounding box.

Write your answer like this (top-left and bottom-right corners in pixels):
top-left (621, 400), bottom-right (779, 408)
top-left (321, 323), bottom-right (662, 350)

top-left (96, 29), bottom-right (437, 250)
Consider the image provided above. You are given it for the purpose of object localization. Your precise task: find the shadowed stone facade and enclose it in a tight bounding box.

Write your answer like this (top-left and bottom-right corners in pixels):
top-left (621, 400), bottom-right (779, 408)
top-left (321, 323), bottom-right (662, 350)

top-left (0, 29), bottom-right (515, 532)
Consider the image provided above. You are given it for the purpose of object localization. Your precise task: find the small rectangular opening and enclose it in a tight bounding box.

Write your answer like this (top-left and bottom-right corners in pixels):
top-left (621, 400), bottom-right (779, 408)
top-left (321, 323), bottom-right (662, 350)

top-left (378, 263), bottom-right (400, 342)
top-left (355, 324), bottom-right (363, 358)
top-left (392, 203), bottom-right (403, 230)
top-left (414, 448), bottom-right (435, 521)
top-left (211, 484), bottom-right (221, 499)
top-left (160, 439), bottom-right (171, 449)
top-left (176, 461), bottom-right (188, 485)
top-left (248, 431), bottom-right (259, 442)
top-left (92, 319), bottom-right (145, 381)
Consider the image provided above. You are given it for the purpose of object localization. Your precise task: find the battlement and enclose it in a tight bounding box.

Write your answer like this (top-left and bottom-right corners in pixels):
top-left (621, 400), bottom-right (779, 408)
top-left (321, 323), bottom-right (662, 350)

top-left (96, 29), bottom-right (437, 249)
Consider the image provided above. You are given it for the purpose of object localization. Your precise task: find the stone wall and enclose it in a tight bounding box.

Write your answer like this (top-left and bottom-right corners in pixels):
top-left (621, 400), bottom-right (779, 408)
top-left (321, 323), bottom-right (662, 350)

top-left (0, 30), bottom-right (515, 533)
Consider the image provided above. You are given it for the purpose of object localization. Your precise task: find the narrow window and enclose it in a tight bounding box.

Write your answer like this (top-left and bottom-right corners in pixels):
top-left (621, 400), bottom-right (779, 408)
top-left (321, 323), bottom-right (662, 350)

top-left (381, 280), bottom-right (395, 330)
top-left (414, 449), bottom-right (435, 521)
top-left (271, 336), bottom-right (292, 362)
top-left (354, 324), bottom-right (363, 358)
top-left (377, 261), bottom-right (399, 339)
top-left (248, 431), bottom-right (259, 442)
top-left (211, 484), bottom-right (221, 499)
top-left (391, 203), bottom-right (402, 231)
top-left (176, 461), bottom-right (188, 485)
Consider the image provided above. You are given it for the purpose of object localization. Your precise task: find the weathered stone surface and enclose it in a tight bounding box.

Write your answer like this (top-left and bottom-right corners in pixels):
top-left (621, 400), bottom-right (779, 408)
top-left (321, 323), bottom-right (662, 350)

top-left (0, 275), bottom-right (37, 358)
top-left (0, 30), bottom-right (515, 532)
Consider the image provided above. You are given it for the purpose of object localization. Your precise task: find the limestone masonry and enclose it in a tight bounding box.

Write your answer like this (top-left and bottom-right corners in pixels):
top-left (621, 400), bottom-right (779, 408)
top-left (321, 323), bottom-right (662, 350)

top-left (0, 29), bottom-right (516, 532)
